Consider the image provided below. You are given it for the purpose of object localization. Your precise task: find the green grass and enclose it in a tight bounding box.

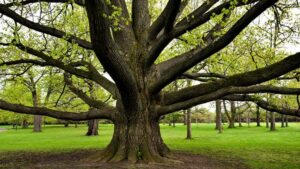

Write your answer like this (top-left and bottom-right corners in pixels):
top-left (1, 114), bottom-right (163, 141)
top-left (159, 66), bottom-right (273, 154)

top-left (0, 123), bottom-right (299, 169)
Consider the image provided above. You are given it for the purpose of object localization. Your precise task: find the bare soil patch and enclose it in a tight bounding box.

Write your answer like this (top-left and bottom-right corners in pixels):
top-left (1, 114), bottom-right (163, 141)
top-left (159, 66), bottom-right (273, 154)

top-left (0, 150), bottom-right (248, 169)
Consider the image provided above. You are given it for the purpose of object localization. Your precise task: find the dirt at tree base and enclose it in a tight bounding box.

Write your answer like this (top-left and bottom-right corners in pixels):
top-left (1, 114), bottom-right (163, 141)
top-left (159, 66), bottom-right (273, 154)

top-left (0, 150), bottom-right (248, 169)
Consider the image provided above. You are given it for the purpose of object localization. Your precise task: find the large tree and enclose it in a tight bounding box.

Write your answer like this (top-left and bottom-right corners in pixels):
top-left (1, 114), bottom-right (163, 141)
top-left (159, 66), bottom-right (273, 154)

top-left (0, 0), bottom-right (300, 163)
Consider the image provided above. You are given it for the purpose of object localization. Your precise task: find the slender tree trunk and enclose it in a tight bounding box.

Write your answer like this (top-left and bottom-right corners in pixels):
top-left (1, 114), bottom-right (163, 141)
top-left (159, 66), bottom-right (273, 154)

top-left (228, 101), bottom-right (236, 128)
top-left (32, 90), bottom-right (42, 132)
top-left (238, 113), bottom-right (242, 127)
top-left (256, 105), bottom-right (260, 127)
top-left (22, 119), bottom-right (29, 128)
top-left (247, 111), bottom-right (251, 127)
top-left (172, 115), bottom-right (175, 127)
top-left (281, 114), bottom-right (285, 128)
top-left (86, 119), bottom-right (99, 136)
top-left (186, 108), bottom-right (192, 139)
top-left (266, 111), bottom-right (270, 128)
top-left (223, 100), bottom-right (234, 128)
top-left (215, 100), bottom-right (223, 133)
top-left (64, 122), bottom-right (69, 127)
top-left (270, 112), bottom-right (276, 131)
top-left (285, 115), bottom-right (288, 127)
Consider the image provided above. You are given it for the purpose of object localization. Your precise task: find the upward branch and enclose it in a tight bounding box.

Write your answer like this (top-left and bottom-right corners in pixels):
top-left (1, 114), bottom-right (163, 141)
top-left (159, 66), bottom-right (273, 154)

top-left (150, 0), bottom-right (278, 93)
top-left (148, 0), bottom-right (187, 41)
top-left (132, 0), bottom-right (150, 40)
top-left (85, 0), bottom-right (139, 111)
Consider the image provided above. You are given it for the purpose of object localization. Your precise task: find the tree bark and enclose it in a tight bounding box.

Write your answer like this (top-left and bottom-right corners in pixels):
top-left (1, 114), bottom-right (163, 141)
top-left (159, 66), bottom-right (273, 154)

top-left (256, 105), bottom-right (261, 127)
top-left (86, 119), bottom-right (99, 136)
top-left (95, 113), bottom-right (170, 163)
top-left (215, 100), bottom-right (223, 133)
top-left (285, 115), bottom-right (288, 127)
top-left (270, 112), bottom-right (276, 131)
top-left (186, 108), bottom-right (192, 139)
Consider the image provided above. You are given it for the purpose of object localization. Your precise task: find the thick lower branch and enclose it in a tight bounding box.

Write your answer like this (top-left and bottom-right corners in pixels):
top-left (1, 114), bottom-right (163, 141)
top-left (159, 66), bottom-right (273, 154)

top-left (0, 99), bottom-right (116, 121)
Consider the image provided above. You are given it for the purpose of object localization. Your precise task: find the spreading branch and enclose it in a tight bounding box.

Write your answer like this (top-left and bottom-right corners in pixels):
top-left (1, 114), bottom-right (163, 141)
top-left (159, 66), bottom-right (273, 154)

top-left (0, 4), bottom-right (92, 49)
top-left (0, 99), bottom-right (116, 121)
top-left (64, 73), bottom-right (109, 109)
top-left (163, 52), bottom-right (300, 105)
top-left (4, 0), bottom-right (85, 7)
top-left (223, 95), bottom-right (300, 117)
top-left (0, 43), bottom-right (119, 98)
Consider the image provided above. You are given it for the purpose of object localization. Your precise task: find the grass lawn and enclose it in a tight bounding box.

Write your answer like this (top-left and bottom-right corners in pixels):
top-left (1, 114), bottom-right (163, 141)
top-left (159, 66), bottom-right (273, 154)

top-left (0, 122), bottom-right (299, 169)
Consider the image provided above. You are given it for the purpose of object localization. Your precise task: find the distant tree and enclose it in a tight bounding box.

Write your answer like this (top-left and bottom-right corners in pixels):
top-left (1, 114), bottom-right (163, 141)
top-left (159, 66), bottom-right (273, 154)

top-left (186, 108), bottom-right (192, 139)
top-left (256, 105), bottom-right (261, 127)
top-left (215, 100), bottom-right (223, 133)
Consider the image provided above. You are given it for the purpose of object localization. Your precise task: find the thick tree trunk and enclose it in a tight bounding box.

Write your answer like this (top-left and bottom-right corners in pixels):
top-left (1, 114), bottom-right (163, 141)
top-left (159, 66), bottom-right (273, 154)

top-left (281, 114), bottom-right (285, 128)
top-left (86, 119), bottom-right (99, 136)
top-left (215, 100), bottom-right (223, 133)
top-left (266, 111), bottom-right (270, 128)
top-left (256, 105), bottom-right (260, 127)
top-left (186, 108), bottom-right (192, 139)
top-left (95, 115), bottom-right (170, 163)
top-left (270, 112), bottom-right (276, 131)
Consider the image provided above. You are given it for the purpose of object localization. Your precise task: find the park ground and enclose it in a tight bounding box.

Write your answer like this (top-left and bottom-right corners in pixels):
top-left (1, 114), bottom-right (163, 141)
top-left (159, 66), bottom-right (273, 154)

top-left (0, 123), bottom-right (299, 169)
